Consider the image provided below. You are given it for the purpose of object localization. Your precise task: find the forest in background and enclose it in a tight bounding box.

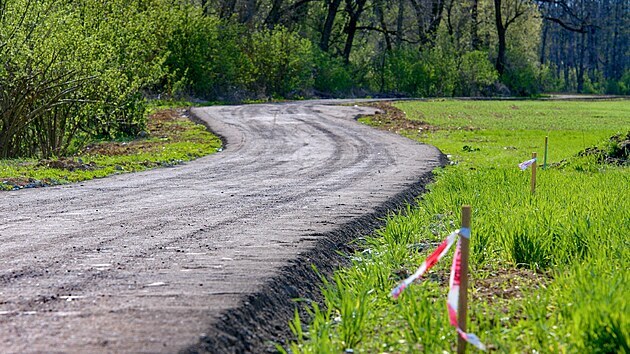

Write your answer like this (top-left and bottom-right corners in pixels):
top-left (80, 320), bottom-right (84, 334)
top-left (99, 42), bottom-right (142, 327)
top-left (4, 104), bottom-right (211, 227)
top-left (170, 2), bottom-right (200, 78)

top-left (1, 0), bottom-right (628, 159)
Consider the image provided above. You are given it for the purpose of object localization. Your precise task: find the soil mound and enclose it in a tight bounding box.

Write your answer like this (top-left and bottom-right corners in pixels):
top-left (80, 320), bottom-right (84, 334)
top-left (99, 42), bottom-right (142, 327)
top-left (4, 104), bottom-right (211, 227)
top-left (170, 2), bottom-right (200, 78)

top-left (578, 131), bottom-right (630, 165)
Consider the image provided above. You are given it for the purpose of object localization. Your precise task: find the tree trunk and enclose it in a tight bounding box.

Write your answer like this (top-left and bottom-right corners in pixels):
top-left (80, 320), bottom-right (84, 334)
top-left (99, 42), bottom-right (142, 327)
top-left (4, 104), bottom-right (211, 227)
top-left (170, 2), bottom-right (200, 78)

top-left (239, 0), bottom-right (257, 25)
top-left (587, 26), bottom-right (597, 84)
top-left (395, 0), bottom-right (405, 47)
top-left (496, 27), bottom-right (507, 76)
top-left (320, 0), bottom-right (342, 52)
top-left (342, 13), bottom-right (359, 63)
top-left (411, 0), bottom-right (445, 47)
top-left (563, 48), bottom-right (570, 91)
top-left (494, 0), bottom-right (506, 76)
top-left (375, 0), bottom-right (392, 51)
top-left (540, 23), bottom-right (548, 64)
top-left (425, 0), bottom-right (445, 45)
top-left (610, 0), bottom-right (620, 78)
top-left (471, 0), bottom-right (480, 50)
top-left (342, 0), bottom-right (367, 64)
top-left (565, 30), bottom-right (574, 91)
top-left (577, 31), bottom-right (586, 92)
top-left (219, 0), bottom-right (238, 19)
top-left (446, 0), bottom-right (454, 38)
top-left (265, 0), bottom-right (284, 28)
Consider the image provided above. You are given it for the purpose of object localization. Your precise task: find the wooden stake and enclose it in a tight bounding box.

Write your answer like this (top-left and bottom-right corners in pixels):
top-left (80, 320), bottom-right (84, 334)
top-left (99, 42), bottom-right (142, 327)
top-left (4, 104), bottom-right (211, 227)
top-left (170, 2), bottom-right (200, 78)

top-left (543, 136), bottom-right (548, 169)
top-left (457, 205), bottom-right (472, 354)
top-left (531, 152), bottom-right (537, 195)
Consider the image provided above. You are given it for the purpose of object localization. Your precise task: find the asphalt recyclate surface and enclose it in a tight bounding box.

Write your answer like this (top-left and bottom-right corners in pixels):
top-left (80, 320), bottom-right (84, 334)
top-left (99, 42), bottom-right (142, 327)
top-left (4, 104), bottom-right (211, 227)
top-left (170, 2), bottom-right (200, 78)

top-left (0, 101), bottom-right (443, 353)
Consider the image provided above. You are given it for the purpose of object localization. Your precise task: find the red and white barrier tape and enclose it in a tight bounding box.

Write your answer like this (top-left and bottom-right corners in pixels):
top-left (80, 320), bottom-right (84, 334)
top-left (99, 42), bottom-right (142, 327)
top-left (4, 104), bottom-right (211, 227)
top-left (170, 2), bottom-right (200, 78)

top-left (447, 237), bottom-right (487, 351)
top-left (391, 227), bottom-right (486, 351)
top-left (390, 230), bottom-right (458, 299)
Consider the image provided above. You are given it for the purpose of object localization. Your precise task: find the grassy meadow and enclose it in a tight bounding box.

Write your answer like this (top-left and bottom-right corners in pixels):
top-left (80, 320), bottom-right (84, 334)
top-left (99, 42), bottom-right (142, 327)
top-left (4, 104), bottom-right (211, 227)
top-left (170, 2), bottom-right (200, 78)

top-left (283, 100), bottom-right (629, 353)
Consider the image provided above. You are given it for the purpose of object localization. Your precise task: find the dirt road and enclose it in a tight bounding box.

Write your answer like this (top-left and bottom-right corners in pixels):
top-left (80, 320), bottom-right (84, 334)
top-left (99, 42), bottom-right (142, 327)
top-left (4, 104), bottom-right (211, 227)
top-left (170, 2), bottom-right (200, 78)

top-left (0, 101), bottom-right (443, 353)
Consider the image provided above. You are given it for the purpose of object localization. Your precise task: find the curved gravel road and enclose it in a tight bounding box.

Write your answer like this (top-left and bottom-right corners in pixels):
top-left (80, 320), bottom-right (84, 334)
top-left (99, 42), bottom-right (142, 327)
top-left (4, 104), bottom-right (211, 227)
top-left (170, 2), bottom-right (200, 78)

top-left (0, 101), bottom-right (443, 353)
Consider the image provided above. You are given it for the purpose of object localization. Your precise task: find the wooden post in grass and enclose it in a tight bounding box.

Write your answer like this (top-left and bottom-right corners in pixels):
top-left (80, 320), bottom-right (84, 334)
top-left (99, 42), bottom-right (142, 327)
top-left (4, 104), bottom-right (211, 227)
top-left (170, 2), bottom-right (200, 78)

top-left (531, 152), bottom-right (537, 195)
top-left (543, 136), bottom-right (548, 169)
top-left (457, 205), bottom-right (472, 354)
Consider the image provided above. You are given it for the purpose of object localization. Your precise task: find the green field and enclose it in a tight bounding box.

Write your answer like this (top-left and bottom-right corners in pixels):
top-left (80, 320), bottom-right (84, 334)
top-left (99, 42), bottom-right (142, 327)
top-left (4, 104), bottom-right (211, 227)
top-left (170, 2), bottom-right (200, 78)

top-left (283, 100), bottom-right (629, 353)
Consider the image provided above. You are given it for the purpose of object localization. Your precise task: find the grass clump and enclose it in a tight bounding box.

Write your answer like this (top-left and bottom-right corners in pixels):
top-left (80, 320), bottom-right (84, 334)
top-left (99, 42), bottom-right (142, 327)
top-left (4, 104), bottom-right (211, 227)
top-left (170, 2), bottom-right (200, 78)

top-left (284, 99), bottom-right (629, 353)
top-left (0, 107), bottom-right (221, 191)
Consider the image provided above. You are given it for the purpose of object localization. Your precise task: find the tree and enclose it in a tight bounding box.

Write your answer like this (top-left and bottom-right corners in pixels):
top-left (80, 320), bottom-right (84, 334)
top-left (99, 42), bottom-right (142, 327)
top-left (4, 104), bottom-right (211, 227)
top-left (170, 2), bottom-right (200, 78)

top-left (320, 0), bottom-right (343, 52)
top-left (470, 0), bottom-right (481, 50)
top-left (342, 0), bottom-right (368, 63)
top-left (409, 0), bottom-right (446, 47)
top-left (493, 0), bottom-right (530, 76)
top-left (537, 0), bottom-right (629, 93)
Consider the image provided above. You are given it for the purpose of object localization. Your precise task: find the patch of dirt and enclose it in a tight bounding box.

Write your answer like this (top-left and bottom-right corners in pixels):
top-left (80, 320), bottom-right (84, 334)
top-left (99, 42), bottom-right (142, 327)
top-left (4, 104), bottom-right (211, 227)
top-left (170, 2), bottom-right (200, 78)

top-left (81, 109), bottom-right (189, 157)
top-left (1, 178), bottom-right (60, 190)
top-left (551, 131), bottom-right (630, 168)
top-left (37, 158), bottom-right (97, 171)
top-left (361, 101), bottom-right (437, 134)
top-left (362, 101), bottom-right (479, 133)
top-left (392, 263), bottom-right (550, 307)
top-left (473, 267), bottom-right (551, 305)
top-left (577, 131), bottom-right (630, 165)
top-left (471, 266), bottom-right (552, 346)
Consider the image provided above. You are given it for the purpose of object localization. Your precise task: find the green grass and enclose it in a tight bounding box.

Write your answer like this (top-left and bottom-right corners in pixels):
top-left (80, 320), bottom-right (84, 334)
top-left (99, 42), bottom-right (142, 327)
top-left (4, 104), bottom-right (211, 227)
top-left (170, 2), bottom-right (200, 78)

top-left (0, 104), bottom-right (221, 190)
top-left (283, 99), bottom-right (629, 353)
top-left (401, 100), bottom-right (628, 131)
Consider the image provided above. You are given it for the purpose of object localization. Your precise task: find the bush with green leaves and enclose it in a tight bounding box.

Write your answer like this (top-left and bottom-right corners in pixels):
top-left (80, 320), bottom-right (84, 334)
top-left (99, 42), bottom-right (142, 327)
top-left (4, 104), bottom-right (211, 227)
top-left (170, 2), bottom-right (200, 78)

top-left (606, 69), bottom-right (630, 95)
top-left (381, 48), bottom-right (419, 95)
top-left (379, 47), bottom-right (498, 97)
top-left (164, 8), bottom-right (251, 100)
top-left (455, 51), bottom-right (498, 96)
top-left (501, 49), bottom-right (543, 96)
top-left (1, 1), bottom-right (70, 157)
top-left (244, 27), bottom-right (315, 98)
top-left (0, 0), bottom-right (175, 158)
top-left (313, 50), bottom-right (354, 97)
top-left (62, 0), bottom-right (172, 139)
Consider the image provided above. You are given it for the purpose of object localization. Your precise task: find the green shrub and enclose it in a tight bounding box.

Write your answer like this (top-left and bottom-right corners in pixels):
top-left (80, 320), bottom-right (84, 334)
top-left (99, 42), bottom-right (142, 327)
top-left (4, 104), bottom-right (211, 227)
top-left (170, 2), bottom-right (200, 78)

top-left (455, 51), bottom-right (498, 96)
top-left (313, 51), bottom-right (354, 96)
top-left (0, 0), bottom-right (174, 157)
top-left (381, 48), bottom-right (496, 97)
top-left (538, 63), bottom-right (564, 92)
top-left (502, 49), bottom-right (541, 96)
top-left (607, 70), bottom-right (630, 95)
top-left (382, 49), bottom-right (418, 94)
top-left (165, 9), bottom-right (250, 99)
top-left (244, 27), bottom-right (314, 98)
top-left (382, 47), bottom-right (458, 97)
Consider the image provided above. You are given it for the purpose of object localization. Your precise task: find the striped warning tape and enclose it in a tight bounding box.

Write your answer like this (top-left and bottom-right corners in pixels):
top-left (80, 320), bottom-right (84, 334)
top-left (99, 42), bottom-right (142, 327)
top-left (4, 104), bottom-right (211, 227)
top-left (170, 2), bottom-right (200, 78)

top-left (391, 228), bottom-right (486, 351)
